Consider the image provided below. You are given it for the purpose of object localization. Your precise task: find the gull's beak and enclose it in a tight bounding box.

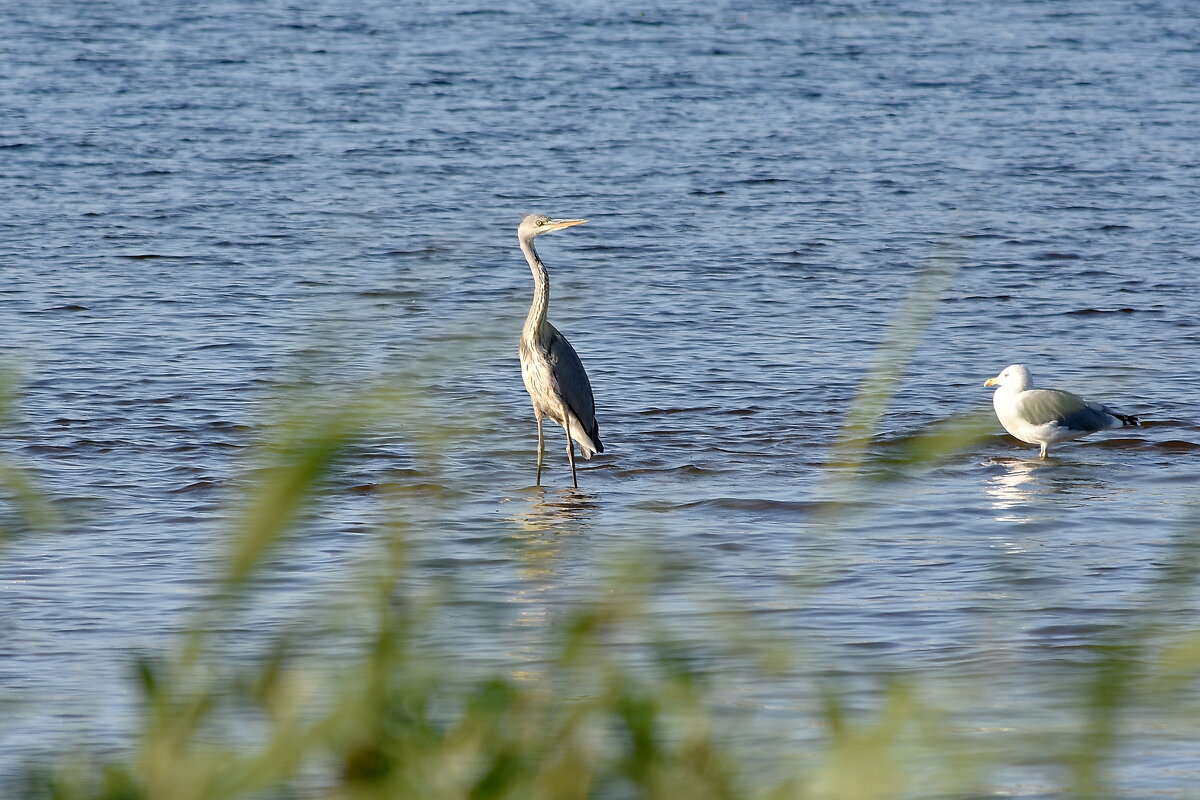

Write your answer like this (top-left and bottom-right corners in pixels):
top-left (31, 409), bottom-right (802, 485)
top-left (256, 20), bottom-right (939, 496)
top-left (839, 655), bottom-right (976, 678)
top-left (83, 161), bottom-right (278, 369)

top-left (545, 218), bottom-right (587, 232)
top-left (983, 377), bottom-right (999, 387)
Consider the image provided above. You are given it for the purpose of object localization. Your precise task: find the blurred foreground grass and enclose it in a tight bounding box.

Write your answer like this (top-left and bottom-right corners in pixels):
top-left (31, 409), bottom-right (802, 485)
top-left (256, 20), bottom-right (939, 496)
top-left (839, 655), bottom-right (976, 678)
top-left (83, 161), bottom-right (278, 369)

top-left (6, 372), bottom-right (977, 800)
top-left (4, 269), bottom-right (1200, 800)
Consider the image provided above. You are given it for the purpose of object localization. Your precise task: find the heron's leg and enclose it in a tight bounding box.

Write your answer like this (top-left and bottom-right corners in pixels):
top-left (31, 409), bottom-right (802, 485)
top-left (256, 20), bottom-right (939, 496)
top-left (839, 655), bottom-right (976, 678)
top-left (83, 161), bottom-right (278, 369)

top-left (535, 411), bottom-right (545, 486)
top-left (561, 402), bottom-right (578, 488)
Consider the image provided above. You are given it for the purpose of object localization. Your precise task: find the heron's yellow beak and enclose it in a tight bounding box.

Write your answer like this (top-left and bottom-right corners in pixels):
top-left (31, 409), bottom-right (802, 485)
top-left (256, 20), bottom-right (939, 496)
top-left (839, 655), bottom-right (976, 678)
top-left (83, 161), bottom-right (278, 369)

top-left (546, 218), bottom-right (587, 232)
top-left (983, 377), bottom-right (999, 387)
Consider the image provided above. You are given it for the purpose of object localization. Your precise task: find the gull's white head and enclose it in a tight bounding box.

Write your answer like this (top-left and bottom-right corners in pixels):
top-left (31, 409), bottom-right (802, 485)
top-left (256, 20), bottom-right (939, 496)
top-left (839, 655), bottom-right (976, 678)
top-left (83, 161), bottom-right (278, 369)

top-left (518, 214), bottom-right (588, 240)
top-left (984, 364), bottom-right (1033, 390)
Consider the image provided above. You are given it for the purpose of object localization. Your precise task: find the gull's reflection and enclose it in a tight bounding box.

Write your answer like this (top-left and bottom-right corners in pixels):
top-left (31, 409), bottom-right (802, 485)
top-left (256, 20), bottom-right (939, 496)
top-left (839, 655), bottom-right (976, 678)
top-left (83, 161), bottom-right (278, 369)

top-left (985, 457), bottom-right (1045, 523)
top-left (985, 455), bottom-right (1114, 524)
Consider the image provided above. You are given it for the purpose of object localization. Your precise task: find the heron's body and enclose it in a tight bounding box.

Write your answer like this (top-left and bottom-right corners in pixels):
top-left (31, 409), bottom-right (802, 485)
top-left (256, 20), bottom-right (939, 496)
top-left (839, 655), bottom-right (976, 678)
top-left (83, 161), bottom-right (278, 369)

top-left (517, 214), bottom-right (602, 487)
top-left (985, 364), bottom-right (1139, 457)
top-left (519, 323), bottom-right (602, 457)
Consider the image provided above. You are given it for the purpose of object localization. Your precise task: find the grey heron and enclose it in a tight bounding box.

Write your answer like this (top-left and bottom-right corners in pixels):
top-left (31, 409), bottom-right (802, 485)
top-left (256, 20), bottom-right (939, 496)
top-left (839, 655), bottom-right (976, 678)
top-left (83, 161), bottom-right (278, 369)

top-left (985, 364), bottom-right (1139, 457)
top-left (516, 214), bottom-right (603, 487)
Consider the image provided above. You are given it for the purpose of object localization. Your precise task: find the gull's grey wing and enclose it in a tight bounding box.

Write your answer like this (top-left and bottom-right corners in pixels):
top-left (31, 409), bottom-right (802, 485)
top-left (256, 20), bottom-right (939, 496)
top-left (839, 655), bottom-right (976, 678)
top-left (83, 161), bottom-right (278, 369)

top-left (546, 326), bottom-right (603, 451)
top-left (1015, 388), bottom-right (1113, 432)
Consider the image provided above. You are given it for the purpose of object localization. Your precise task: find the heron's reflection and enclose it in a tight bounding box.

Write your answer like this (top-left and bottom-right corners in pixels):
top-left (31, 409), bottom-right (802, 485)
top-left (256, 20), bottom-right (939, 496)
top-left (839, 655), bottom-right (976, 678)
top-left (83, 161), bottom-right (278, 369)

top-left (502, 487), bottom-right (599, 599)
top-left (508, 487), bottom-right (599, 539)
top-left (498, 488), bottom-right (601, 679)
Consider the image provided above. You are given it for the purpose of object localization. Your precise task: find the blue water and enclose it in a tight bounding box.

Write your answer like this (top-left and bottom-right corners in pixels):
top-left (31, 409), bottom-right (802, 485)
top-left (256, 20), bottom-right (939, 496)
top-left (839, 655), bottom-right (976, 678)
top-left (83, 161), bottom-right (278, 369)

top-left (2, 0), bottom-right (1199, 794)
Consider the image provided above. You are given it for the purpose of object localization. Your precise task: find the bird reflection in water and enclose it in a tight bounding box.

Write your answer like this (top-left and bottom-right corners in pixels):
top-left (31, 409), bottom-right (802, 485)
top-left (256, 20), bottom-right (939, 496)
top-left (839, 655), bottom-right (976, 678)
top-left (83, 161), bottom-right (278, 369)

top-left (985, 457), bottom-right (1047, 524)
top-left (985, 456), bottom-right (1114, 525)
top-left (501, 489), bottom-right (600, 679)
top-left (509, 488), bottom-right (598, 536)
top-left (503, 490), bottom-right (598, 590)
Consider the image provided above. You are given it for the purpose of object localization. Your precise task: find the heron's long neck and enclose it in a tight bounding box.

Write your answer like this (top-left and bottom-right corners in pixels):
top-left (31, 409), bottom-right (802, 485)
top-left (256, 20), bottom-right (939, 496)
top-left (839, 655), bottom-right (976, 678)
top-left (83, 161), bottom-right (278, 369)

top-left (520, 235), bottom-right (550, 342)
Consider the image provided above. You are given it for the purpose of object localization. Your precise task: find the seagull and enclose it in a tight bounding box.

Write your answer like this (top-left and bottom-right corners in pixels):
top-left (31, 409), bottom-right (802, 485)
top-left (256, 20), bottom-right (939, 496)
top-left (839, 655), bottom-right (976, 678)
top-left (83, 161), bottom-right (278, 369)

top-left (984, 364), bottom-right (1140, 457)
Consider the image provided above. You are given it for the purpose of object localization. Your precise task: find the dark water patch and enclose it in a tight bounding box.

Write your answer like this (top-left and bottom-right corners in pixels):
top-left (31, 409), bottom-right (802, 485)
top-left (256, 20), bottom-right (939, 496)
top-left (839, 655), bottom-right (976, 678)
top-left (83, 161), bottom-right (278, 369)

top-left (187, 439), bottom-right (248, 451)
top-left (63, 439), bottom-right (138, 453)
top-left (204, 153), bottom-right (298, 164)
top-left (21, 444), bottom-right (80, 455)
top-left (732, 177), bottom-right (795, 186)
top-left (1135, 419), bottom-right (1186, 430)
top-left (636, 406), bottom-right (718, 416)
top-left (1028, 623), bottom-right (1123, 639)
top-left (576, 244), bottom-right (628, 253)
top-left (112, 396), bottom-right (182, 407)
top-left (390, 481), bottom-right (463, 499)
top-left (644, 497), bottom-right (815, 517)
top-left (616, 463), bottom-right (723, 477)
top-left (1088, 438), bottom-right (1150, 450)
top-left (421, 555), bottom-right (513, 571)
top-left (163, 443), bottom-right (207, 454)
top-left (1154, 440), bottom-right (1200, 453)
top-left (845, 639), bottom-right (902, 651)
top-left (357, 288), bottom-right (422, 298)
top-left (1065, 307), bottom-right (1141, 315)
top-left (383, 247), bottom-right (444, 257)
top-left (1033, 252), bottom-right (1084, 261)
top-left (169, 480), bottom-right (222, 494)
top-left (200, 421), bottom-right (254, 434)
top-left (191, 342), bottom-right (244, 351)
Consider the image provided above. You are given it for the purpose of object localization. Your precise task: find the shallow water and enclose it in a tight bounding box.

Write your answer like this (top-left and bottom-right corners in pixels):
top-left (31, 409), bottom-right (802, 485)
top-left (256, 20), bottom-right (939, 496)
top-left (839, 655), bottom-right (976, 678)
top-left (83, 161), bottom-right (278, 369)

top-left (2, 0), bottom-right (1199, 793)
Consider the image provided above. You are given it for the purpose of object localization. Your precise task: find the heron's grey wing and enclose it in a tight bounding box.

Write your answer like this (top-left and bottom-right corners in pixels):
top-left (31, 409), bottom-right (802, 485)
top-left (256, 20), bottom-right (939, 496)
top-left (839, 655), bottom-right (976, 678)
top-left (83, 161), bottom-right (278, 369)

top-left (546, 327), bottom-right (602, 447)
top-left (1016, 389), bottom-right (1113, 432)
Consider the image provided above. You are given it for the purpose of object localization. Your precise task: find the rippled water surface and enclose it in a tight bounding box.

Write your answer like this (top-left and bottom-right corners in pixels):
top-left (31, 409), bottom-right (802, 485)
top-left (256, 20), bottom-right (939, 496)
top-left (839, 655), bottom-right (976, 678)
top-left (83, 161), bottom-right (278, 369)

top-left (2, 0), bottom-right (1199, 794)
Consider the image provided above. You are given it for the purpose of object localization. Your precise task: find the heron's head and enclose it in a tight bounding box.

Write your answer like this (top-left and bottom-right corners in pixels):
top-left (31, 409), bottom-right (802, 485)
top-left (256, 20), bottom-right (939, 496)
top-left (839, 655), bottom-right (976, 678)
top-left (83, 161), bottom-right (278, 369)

top-left (518, 214), bottom-right (587, 240)
top-left (984, 364), bottom-right (1032, 390)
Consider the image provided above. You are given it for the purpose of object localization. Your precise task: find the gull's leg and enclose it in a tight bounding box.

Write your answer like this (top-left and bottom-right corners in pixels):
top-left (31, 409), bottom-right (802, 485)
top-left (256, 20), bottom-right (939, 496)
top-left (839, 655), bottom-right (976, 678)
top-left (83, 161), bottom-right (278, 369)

top-left (1039, 442), bottom-right (1048, 458)
top-left (561, 401), bottom-right (578, 488)
top-left (535, 411), bottom-right (545, 486)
